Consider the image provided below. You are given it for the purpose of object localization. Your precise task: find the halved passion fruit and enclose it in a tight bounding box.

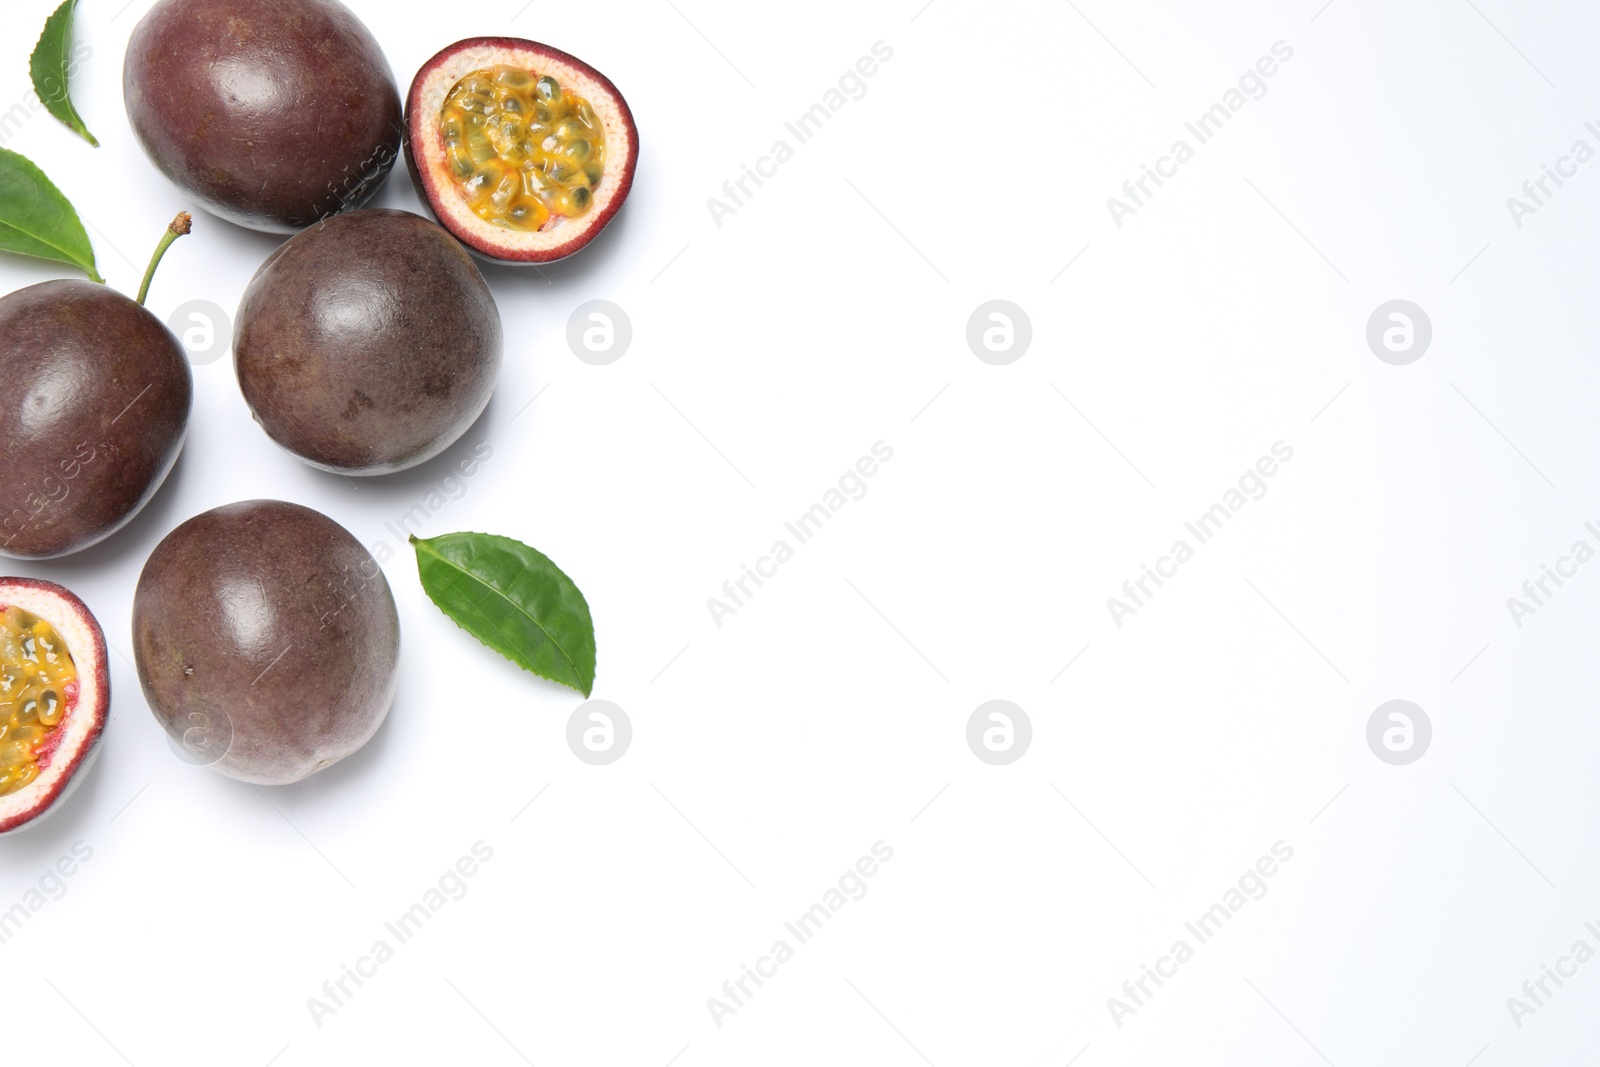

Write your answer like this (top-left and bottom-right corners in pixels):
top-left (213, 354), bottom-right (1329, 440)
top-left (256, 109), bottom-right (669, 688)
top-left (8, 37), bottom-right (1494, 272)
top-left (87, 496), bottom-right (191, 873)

top-left (406, 38), bottom-right (638, 264)
top-left (0, 579), bottom-right (108, 835)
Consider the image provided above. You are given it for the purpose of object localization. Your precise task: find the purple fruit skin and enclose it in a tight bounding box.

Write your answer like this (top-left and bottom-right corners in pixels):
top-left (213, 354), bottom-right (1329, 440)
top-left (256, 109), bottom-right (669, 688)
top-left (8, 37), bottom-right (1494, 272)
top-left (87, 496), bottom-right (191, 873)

top-left (124, 0), bottom-right (403, 233)
top-left (0, 281), bottom-right (192, 560)
top-left (234, 209), bottom-right (503, 475)
top-left (133, 499), bottom-right (401, 785)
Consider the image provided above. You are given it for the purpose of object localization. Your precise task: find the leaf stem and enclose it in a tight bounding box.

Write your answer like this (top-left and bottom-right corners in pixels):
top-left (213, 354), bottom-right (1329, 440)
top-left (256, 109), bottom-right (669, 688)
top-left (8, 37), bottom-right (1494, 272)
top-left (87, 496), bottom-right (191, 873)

top-left (136, 212), bottom-right (192, 306)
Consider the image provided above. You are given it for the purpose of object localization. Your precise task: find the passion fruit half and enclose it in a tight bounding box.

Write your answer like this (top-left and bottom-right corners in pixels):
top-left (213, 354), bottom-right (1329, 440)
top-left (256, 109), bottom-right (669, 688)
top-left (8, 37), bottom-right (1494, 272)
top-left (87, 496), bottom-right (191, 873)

top-left (132, 500), bottom-right (400, 785)
top-left (406, 38), bottom-right (638, 263)
top-left (0, 578), bottom-right (109, 836)
top-left (124, 0), bottom-right (403, 233)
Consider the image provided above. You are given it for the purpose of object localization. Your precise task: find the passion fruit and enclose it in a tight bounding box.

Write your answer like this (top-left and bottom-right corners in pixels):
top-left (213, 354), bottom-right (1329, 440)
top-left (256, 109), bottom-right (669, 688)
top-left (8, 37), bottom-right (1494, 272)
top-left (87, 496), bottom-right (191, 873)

top-left (234, 209), bottom-right (502, 475)
top-left (132, 500), bottom-right (400, 785)
top-left (406, 38), bottom-right (638, 263)
top-left (0, 578), bottom-right (109, 836)
top-left (124, 0), bottom-right (403, 233)
top-left (0, 216), bottom-right (193, 559)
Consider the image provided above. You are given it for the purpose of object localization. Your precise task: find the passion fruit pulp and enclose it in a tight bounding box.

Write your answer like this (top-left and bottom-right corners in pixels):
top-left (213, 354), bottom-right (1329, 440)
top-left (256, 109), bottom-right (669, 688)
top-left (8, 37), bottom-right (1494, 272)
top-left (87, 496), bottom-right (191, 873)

top-left (407, 38), bottom-right (638, 263)
top-left (124, 0), bottom-right (402, 233)
top-left (233, 209), bottom-right (503, 475)
top-left (132, 500), bottom-right (400, 785)
top-left (441, 66), bottom-right (606, 230)
top-left (0, 578), bottom-right (109, 836)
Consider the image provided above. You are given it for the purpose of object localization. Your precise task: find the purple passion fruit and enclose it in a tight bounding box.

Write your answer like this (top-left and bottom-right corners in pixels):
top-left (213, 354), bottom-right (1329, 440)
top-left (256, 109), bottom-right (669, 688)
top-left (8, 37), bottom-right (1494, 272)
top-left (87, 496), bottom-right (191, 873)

top-left (0, 280), bottom-right (191, 559)
top-left (132, 500), bottom-right (400, 785)
top-left (233, 209), bottom-right (502, 475)
top-left (406, 38), bottom-right (637, 263)
top-left (0, 578), bottom-right (109, 836)
top-left (124, 0), bottom-right (402, 233)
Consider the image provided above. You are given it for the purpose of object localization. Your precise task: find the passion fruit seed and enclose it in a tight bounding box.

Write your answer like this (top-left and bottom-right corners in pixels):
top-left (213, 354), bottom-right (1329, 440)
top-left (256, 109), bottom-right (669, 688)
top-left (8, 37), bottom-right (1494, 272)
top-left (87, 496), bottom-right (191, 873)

top-left (0, 607), bottom-right (77, 798)
top-left (440, 65), bottom-right (606, 232)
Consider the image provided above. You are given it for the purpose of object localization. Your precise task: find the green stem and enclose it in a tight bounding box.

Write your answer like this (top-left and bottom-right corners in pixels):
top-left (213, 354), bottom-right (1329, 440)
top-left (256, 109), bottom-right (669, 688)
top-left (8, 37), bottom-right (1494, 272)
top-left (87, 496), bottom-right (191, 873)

top-left (136, 212), bottom-right (192, 306)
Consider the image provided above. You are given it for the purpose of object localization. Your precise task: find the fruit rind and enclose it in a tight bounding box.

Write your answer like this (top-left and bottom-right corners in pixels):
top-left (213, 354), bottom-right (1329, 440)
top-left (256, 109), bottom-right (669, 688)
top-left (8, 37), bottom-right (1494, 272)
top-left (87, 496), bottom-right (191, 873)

top-left (406, 37), bottom-right (638, 263)
top-left (232, 209), bottom-right (503, 475)
top-left (123, 0), bottom-right (403, 233)
top-left (0, 578), bottom-right (108, 836)
top-left (133, 500), bottom-right (400, 785)
top-left (0, 280), bottom-right (192, 559)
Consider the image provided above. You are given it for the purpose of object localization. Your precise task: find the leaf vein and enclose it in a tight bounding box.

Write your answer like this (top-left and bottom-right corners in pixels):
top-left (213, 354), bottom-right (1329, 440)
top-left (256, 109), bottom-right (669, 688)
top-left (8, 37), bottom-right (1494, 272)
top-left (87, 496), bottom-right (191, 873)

top-left (0, 215), bottom-right (90, 267)
top-left (420, 541), bottom-right (585, 682)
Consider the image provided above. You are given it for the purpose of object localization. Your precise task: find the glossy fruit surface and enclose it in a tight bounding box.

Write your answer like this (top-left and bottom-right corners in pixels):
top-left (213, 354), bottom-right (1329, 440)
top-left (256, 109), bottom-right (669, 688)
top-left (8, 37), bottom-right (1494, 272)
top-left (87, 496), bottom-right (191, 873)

top-left (234, 209), bottom-right (502, 475)
top-left (407, 38), bottom-right (637, 263)
top-left (124, 0), bottom-right (403, 232)
top-left (0, 280), bottom-right (191, 559)
top-left (132, 500), bottom-right (400, 785)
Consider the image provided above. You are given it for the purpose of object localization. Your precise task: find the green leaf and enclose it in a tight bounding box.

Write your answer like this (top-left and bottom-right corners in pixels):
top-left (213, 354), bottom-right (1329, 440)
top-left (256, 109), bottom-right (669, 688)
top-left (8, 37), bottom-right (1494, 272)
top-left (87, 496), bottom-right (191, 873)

top-left (411, 532), bottom-right (597, 697)
top-left (30, 0), bottom-right (97, 147)
top-left (0, 147), bottom-right (101, 281)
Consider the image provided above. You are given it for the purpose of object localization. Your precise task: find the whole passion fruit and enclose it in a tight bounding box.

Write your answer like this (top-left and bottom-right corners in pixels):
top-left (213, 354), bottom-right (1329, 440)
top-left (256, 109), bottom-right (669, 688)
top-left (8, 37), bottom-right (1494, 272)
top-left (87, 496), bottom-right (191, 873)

top-left (406, 38), bottom-right (638, 263)
top-left (0, 578), bottom-right (109, 836)
top-left (0, 279), bottom-right (191, 559)
top-left (124, 0), bottom-right (402, 233)
top-left (132, 500), bottom-right (400, 785)
top-left (234, 209), bottom-right (502, 475)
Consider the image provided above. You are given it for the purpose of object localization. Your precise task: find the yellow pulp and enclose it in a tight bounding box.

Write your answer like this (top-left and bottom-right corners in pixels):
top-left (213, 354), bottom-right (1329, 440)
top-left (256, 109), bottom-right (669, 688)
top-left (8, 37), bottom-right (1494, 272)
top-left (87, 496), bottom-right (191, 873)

top-left (0, 607), bottom-right (76, 797)
top-left (440, 66), bottom-right (607, 232)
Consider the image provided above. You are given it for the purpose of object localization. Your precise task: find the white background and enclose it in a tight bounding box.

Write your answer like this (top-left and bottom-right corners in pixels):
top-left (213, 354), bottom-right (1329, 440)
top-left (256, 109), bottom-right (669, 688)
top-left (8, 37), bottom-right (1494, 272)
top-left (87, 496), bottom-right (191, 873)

top-left (3, 0), bottom-right (1599, 1063)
